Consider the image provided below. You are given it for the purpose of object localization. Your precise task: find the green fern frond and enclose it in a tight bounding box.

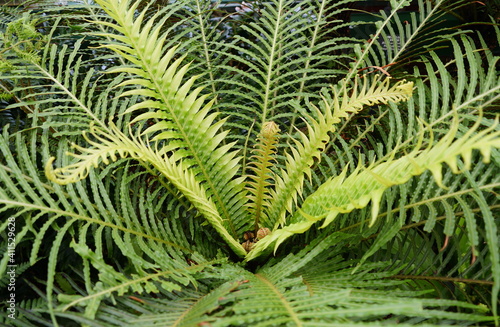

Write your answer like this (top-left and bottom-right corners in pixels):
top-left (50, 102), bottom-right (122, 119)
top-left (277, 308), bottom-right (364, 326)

top-left (350, 0), bottom-right (470, 77)
top-left (58, 231), bottom-right (494, 326)
top-left (2, 33), bottom-right (124, 133)
top-left (368, 179), bottom-right (499, 304)
top-left (92, 0), bottom-right (251, 238)
top-left (45, 123), bottom-right (247, 257)
top-left (44, 0), bottom-right (251, 255)
top-left (0, 13), bottom-right (46, 63)
top-left (247, 114), bottom-right (500, 261)
top-left (57, 241), bottom-right (220, 318)
top-left (265, 76), bottom-right (413, 230)
top-left (219, 232), bottom-right (493, 326)
top-left (45, 124), bottom-right (146, 185)
top-left (0, 124), bottom-right (227, 321)
top-left (1, 0), bottom-right (499, 325)
top-left (245, 121), bottom-right (280, 231)
top-left (213, 0), bottom-right (359, 138)
top-left (178, 0), bottom-right (230, 100)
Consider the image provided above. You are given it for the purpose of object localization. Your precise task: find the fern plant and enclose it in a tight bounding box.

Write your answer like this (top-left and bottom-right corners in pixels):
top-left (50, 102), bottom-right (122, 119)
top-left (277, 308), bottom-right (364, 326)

top-left (1, 0), bottom-right (499, 325)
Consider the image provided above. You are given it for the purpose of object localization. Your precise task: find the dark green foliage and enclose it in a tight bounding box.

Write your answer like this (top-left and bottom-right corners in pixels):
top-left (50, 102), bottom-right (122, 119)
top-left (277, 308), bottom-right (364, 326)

top-left (0, 0), bottom-right (499, 326)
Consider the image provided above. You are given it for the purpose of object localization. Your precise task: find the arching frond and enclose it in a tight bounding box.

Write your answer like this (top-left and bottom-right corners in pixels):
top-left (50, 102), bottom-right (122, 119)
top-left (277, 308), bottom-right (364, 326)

top-left (93, 0), bottom-right (251, 238)
top-left (265, 75), bottom-right (413, 230)
top-left (45, 123), bottom-right (246, 257)
top-left (247, 115), bottom-right (500, 260)
top-left (0, 126), bottom-right (214, 323)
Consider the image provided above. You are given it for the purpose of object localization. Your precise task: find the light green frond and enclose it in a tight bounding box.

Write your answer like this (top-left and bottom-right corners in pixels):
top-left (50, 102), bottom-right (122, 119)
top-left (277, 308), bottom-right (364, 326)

top-left (45, 123), bottom-right (246, 257)
top-left (332, 76), bottom-right (414, 117)
top-left (92, 0), bottom-right (250, 239)
top-left (45, 127), bottom-right (135, 185)
top-left (247, 115), bottom-right (500, 261)
top-left (265, 75), bottom-right (413, 230)
top-left (245, 121), bottom-right (280, 231)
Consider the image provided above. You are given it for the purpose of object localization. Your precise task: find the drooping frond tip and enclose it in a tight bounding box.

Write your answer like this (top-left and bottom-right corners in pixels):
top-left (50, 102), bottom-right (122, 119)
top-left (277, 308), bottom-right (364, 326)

top-left (44, 125), bottom-right (143, 185)
top-left (395, 79), bottom-right (414, 97)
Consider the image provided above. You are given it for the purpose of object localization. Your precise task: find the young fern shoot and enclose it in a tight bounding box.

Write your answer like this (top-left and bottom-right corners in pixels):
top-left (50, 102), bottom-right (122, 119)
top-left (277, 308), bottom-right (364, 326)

top-left (245, 121), bottom-right (280, 233)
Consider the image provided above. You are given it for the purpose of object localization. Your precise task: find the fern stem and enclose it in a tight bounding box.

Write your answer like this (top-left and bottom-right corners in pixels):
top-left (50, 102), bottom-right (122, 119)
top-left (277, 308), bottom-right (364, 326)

top-left (255, 273), bottom-right (303, 327)
top-left (241, 119), bottom-right (257, 176)
top-left (261, 0), bottom-right (285, 124)
top-left (388, 0), bottom-right (446, 71)
top-left (390, 274), bottom-right (494, 286)
top-left (46, 218), bottom-right (77, 327)
top-left (61, 259), bottom-right (223, 311)
top-left (345, 0), bottom-right (411, 82)
top-left (288, 0), bottom-right (329, 134)
top-left (34, 62), bottom-right (109, 131)
top-left (194, 0), bottom-right (218, 105)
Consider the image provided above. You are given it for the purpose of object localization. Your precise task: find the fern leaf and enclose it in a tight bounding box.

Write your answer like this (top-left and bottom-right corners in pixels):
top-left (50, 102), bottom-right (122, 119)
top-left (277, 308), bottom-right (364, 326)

top-left (213, 0), bottom-right (360, 140)
top-left (92, 0), bottom-right (251, 238)
top-left (245, 121), bottom-right (280, 231)
top-left (45, 124), bottom-right (247, 257)
top-left (217, 232), bottom-right (492, 326)
top-left (247, 115), bottom-right (500, 260)
top-left (57, 241), bottom-right (219, 316)
top-left (124, 280), bottom-right (244, 326)
top-left (349, 0), bottom-right (470, 78)
top-left (265, 76), bottom-right (413, 230)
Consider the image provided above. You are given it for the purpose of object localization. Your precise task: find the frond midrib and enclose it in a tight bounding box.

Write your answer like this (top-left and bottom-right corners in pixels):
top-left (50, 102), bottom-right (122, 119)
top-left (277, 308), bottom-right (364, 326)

top-left (261, 0), bottom-right (285, 124)
top-left (255, 273), bottom-right (303, 327)
top-left (105, 3), bottom-right (242, 237)
top-left (61, 260), bottom-right (219, 312)
top-left (0, 198), bottom-right (190, 251)
top-left (193, 0), bottom-right (218, 100)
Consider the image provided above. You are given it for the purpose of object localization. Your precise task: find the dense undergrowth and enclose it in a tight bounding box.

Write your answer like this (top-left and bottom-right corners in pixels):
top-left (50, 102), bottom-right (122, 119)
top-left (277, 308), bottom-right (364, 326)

top-left (0, 0), bottom-right (499, 326)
